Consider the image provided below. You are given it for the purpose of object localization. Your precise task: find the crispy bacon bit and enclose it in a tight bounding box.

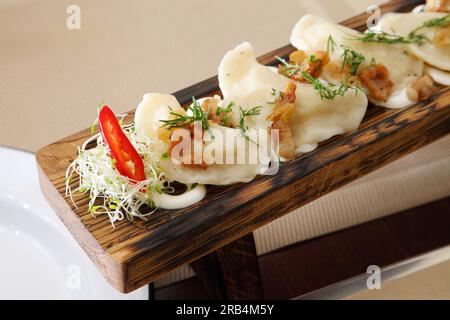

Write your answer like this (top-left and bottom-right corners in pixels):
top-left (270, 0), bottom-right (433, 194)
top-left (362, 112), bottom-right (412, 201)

top-left (267, 82), bottom-right (297, 160)
top-left (201, 96), bottom-right (233, 127)
top-left (433, 25), bottom-right (450, 45)
top-left (272, 120), bottom-right (296, 160)
top-left (268, 102), bottom-right (295, 123)
top-left (289, 50), bottom-right (307, 66)
top-left (301, 50), bottom-right (330, 79)
top-left (358, 63), bottom-right (394, 102)
top-left (407, 75), bottom-right (439, 102)
top-left (267, 82), bottom-right (296, 123)
top-left (157, 127), bottom-right (171, 143)
top-left (279, 50), bottom-right (330, 82)
top-left (161, 105), bottom-right (211, 169)
top-left (324, 61), bottom-right (362, 86)
top-left (426, 0), bottom-right (450, 12)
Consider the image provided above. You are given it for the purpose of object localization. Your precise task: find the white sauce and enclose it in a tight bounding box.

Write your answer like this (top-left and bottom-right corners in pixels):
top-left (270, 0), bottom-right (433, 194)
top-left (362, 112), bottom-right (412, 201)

top-left (153, 184), bottom-right (207, 210)
top-left (380, 88), bottom-right (415, 109)
top-left (296, 143), bottom-right (318, 154)
top-left (425, 65), bottom-right (450, 86)
top-left (412, 4), bottom-right (426, 13)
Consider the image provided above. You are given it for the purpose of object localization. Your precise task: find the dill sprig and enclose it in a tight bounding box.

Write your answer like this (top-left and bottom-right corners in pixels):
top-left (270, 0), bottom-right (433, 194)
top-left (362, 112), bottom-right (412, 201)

top-left (160, 97), bottom-right (210, 131)
top-left (269, 88), bottom-right (284, 104)
top-left (309, 54), bottom-right (317, 62)
top-left (351, 14), bottom-right (450, 46)
top-left (238, 106), bottom-right (262, 134)
top-left (215, 101), bottom-right (234, 126)
top-left (415, 13), bottom-right (450, 32)
top-left (326, 35), bottom-right (366, 75)
top-left (340, 45), bottom-right (365, 76)
top-left (351, 30), bottom-right (429, 45)
top-left (327, 35), bottom-right (337, 54)
top-left (301, 71), bottom-right (363, 100)
top-left (276, 55), bottom-right (362, 100)
top-left (275, 55), bottom-right (301, 77)
top-left (216, 101), bottom-right (234, 115)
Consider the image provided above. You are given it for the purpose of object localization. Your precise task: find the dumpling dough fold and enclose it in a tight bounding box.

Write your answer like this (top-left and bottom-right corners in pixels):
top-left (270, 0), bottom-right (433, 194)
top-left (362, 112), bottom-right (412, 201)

top-left (218, 42), bottom-right (368, 153)
top-left (376, 12), bottom-right (450, 82)
top-left (135, 93), bottom-right (270, 185)
top-left (290, 14), bottom-right (424, 109)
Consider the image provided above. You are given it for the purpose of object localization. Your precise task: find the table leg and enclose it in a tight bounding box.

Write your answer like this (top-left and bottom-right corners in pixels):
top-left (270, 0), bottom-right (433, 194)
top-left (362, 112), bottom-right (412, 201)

top-left (148, 282), bottom-right (155, 300)
top-left (190, 232), bottom-right (264, 300)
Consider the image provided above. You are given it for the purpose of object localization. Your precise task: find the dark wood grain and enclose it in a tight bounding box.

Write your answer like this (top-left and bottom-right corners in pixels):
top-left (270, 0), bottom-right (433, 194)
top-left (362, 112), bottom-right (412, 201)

top-left (35, 0), bottom-right (446, 293)
top-left (191, 232), bottom-right (263, 300)
top-left (190, 250), bottom-right (228, 300)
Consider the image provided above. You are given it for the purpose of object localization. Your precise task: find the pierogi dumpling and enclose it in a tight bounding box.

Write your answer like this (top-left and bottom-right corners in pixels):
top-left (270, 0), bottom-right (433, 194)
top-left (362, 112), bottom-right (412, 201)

top-left (425, 65), bottom-right (450, 85)
top-left (289, 83), bottom-right (367, 153)
top-left (135, 93), bottom-right (270, 185)
top-left (290, 14), bottom-right (425, 109)
top-left (377, 12), bottom-right (450, 81)
top-left (218, 42), bottom-right (368, 154)
top-left (219, 42), bottom-right (289, 130)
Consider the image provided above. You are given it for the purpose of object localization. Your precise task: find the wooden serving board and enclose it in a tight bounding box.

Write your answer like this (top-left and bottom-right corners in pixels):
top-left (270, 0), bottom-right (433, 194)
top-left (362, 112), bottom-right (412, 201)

top-left (36, 0), bottom-right (450, 293)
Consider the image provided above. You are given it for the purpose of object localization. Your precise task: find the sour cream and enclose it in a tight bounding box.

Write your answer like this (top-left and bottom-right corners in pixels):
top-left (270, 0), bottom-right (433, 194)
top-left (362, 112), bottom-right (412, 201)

top-left (153, 184), bottom-right (207, 210)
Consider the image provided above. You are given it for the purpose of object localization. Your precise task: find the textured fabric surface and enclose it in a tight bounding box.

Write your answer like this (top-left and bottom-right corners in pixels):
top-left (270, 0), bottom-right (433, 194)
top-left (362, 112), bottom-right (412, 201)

top-left (2, 0), bottom-right (449, 290)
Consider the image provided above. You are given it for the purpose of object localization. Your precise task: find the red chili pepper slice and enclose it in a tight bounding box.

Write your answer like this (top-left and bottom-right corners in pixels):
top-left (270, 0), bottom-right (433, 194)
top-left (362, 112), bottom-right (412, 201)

top-left (99, 106), bottom-right (146, 182)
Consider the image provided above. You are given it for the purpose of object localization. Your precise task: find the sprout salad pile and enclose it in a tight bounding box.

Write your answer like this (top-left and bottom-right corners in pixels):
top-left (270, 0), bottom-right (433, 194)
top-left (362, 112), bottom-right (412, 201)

top-left (65, 116), bottom-right (171, 227)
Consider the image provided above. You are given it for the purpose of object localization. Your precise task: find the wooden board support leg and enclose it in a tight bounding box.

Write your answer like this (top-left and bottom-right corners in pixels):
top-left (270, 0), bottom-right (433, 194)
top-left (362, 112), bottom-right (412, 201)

top-left (190, 232), bottom-right (264, 300)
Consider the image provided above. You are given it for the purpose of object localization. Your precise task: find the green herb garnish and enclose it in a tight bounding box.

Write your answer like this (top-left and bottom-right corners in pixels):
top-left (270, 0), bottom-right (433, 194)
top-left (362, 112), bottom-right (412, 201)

top-left (340, 45), bottom-right (365, 76)
top-left (160, 97), bottom-right (210, 131)
top-left (269, 88), bottom-right (284, 104)
top-left (327, 35), bottom-right (337, 54)
top-left (351, 30), bottom-right (429, 46)
top-left (215, 101), bottom-right (234, 126)
top-left (301, 71), bottom-right (363, 100)
top-left (351, 14), bottom-right (450, 46)
top-left (276, 55), bottom-right (362, 100)
top-left (415, 14), bottom-right (450, 32)
top-left (190, 183), bottom-right (198, 190)
top-left (238, 106), bottom-right (262, 134)
top-left (275, 55), bottom-right (301, 77)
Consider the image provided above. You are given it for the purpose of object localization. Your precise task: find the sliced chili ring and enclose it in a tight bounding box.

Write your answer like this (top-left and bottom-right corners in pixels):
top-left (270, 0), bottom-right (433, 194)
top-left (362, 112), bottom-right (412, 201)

top-left (99, 106), bottom-right (146, 182)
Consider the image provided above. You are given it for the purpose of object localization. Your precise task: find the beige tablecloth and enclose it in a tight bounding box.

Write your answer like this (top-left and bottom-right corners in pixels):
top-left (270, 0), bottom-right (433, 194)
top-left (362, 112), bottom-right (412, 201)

top-left (1, 0), bottom-right (449, 289)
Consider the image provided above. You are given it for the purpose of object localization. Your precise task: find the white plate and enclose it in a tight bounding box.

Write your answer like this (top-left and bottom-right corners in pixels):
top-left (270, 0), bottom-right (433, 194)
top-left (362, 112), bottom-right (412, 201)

top-left (0, 146), bottom-right (148, 300)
